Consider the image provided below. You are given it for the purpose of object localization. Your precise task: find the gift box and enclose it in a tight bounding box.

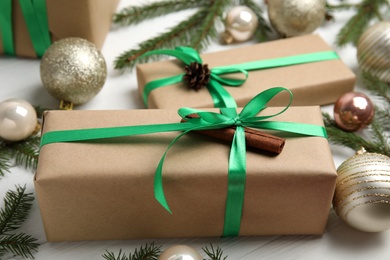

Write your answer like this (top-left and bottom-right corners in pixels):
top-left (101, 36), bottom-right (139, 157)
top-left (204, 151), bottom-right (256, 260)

top-left (136, 34), bottom-right (355, 108)
top-left (35, 103), bottom-right (337, 242)
top-left (0, 0), bottom-right (119, 58)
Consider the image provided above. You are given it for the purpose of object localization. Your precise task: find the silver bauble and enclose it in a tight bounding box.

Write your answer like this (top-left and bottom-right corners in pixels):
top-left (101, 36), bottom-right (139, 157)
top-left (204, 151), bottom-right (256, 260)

top-left (333, 148), bottom-right (390, 232)
top-left (267, 0), bottom-right (326, 37)
top-left (357, 21), bottom-right (390, 83)
top-left (222, 5), bottom-right (258, 43)
top-left (158, 245), bottom-right (202, 260)
top-left (40, 37), bottom-right (107, 105)
top-left (0, 99), bottom-right (37, 141)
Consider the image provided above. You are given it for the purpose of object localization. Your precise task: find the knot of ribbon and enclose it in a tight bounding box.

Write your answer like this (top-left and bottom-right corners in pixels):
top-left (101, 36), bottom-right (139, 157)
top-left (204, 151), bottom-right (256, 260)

top-left (0, 0), bottom-right (51, 57)
top-left (140, 46), bottom-right (340, 108)
top-left (40, 87), bottom-right (328, 237)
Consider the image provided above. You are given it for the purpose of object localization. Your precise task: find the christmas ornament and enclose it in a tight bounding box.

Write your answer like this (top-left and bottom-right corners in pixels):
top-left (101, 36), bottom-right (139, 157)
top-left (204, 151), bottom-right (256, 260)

top-left (40, 37), bottom-right (107, 109)
top-left (333, 92), bottom-right (374, 132)
top-left (221, 5), bottom-right (258, 44)
top-left (158, 245), bottom-right (202, 260)
top-left (267, 0), bottom-right (326, 37)
top-left (333, 148), bottom-right (390, 232)
top-left (357, 21), bottom-right (390, 83)
top-left (0, 99), bottom-right (38, 141)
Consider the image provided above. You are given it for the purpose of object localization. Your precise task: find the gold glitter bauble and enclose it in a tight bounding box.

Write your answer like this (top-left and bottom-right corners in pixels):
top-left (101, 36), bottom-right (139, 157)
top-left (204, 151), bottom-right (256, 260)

top-left (333, 148), bottom-right (390, 232)
top-left (40, 37), bottom-right (107, 105)
top-left (267, 0), bottom-right (326, 37)
top-left (357, 21), bottom-right (390, 83)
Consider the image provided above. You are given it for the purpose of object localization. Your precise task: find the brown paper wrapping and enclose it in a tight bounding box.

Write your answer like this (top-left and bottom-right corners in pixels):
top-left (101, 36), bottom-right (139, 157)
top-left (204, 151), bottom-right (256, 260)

top-left (0, 0), bottom-right (119, 58)
top-left (35, 107), bottom-right (337, 242)
top-left (137, 35), bottom-right (356, 108)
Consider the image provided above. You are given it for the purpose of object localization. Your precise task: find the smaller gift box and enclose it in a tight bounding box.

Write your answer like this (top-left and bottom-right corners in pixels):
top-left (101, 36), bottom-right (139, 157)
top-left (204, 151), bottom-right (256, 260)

top-left (136, 34), bottom-right (355, 109)
top-left (0, 0), bottom-right (119, 58)
top-left (35, 89), bottom-right (337, 241)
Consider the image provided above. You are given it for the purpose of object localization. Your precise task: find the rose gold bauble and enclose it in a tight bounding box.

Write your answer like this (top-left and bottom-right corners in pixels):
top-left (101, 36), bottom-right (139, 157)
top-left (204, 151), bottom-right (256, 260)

top-left (158, 245), bottom-right (202, 260)
top-left (333, 148), bottom-right (390, 232)
top-left (267, 0), bottom-right (326, 37)
top-left (334, 92), bottom-right (374, 132)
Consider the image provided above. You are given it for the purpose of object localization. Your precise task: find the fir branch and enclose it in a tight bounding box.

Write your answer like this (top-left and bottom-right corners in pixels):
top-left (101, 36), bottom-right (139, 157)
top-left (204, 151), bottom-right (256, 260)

top-left (238, 0), bottom-right (270, 42)
top-left (335, 0), bottom-right (388, 46)
top-left (0, 233), bottom-right (39, 259)
top-left (0, 185), bottom-right (38, 259)
top-left (113, 0), bottom-right (210, 27)
top-left (323, 112), bottom-right (390, 156)
top-left (102, 243), bottom-right (161, 260)
top-left (362, 72), bottom-right (390, 104)
top-left (0, 148), bottom-right (11, 178)
top-left (114, 9), bottom-right (207, 71)
top-left (202, 244), bottom-right (228, 260)
top-left (5, 136), bottom-right (40, 171)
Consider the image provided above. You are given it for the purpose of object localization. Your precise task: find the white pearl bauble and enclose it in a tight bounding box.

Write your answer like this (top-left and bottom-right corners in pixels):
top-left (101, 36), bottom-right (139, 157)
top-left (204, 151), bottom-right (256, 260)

top-left (0, 99), bottom-right (37, 141)
top-left (333, 149), bottom-right (390, 232)
top-left (158, 245), bottom-right (202, 260)
top-left (223, 6), bottom-right (258, 43)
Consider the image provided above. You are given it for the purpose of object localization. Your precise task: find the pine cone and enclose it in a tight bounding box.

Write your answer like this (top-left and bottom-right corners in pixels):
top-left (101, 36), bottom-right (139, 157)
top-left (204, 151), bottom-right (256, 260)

top-left (183, 62), bottom-right (211, 91)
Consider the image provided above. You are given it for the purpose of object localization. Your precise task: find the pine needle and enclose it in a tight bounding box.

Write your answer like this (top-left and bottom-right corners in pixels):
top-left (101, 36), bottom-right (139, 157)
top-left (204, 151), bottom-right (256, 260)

top-left (0, 185), bottom-right (38, 259)
top-left (113, 0), bottom-right (210, 27)
top-left (102, 243), bottom-right (161, 260)
top-left (6, 136), bottom-right (40, 170)
top-left (202, 244), bottom-right (228, 260)
top-left (0, 148), bottom-right (11, 178)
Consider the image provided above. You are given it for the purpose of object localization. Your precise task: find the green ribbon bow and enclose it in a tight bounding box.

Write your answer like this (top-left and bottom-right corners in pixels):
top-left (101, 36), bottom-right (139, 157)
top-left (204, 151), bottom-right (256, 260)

top-left (0, 0), bottom-right (51, 57)
top-left (140, 46), bottom-right (339, 108)
top-left (40, 87), bottom-right (328, 237)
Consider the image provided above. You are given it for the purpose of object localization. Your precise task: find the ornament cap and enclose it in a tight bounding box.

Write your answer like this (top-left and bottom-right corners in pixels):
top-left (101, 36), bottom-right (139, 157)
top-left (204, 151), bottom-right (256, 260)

top-left (221, 31), bottom-right (234, 44)
top-left (60, 100), bottom-right (74, 110)
top-left (356, 147), bottom-right (367, 155)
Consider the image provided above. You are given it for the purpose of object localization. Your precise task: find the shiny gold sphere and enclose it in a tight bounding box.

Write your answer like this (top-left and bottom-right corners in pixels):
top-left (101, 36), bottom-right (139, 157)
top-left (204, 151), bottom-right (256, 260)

top-left (40, 37), bottom-right (107, 105)
top-left (223, 6), bottom-right (258, 43)
top-left (267, 0), bottom-right (326, 37)
top-left (333, 148), bottom-right (390, 232)
top-left (357, 21), bottom-right (390, 83)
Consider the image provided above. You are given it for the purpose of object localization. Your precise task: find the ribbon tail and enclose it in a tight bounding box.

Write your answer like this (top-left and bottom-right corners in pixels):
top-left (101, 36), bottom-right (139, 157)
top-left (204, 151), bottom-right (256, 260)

top-left (0, 0), bottom-right (15, 55)
top-left (208, 78), bottom-right (237, 108)
top-left (222, 126), bottom-right (246, 237)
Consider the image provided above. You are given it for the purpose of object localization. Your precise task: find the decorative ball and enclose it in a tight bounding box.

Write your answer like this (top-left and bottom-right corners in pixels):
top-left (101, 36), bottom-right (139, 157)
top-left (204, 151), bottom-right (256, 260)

top-left (222, 6), bottom-right (258, 44)
top-left (267, 0), bottom-right (326, 37)
top-left (0, 99), bottom-right (37, 141)
top-left (357, 21), bottom-right (390, 82)
top-left (158, 245), bottom-right (202, 260)
top-left (40, 37), bottom-right (107, 105)
top-left (333, 148), bottom-right (390, 232)
top-left (333, 92), bottom-right (374, 132)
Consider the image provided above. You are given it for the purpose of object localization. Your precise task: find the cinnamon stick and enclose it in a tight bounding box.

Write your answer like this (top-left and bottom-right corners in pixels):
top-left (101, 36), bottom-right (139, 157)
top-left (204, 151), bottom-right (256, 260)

top-left (181, 118), bottom-right (285, 154)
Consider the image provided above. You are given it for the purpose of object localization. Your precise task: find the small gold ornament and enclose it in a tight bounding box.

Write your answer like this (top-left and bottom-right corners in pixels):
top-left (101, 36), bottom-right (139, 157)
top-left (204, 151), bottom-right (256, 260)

top-left (222, 5), bottom-right (258, 44)
top-left (267, 0), bottom-right (326, 37)
top-left (40, 37), bottom-right (107, 107)
top-left (158, 245), bottom-right (202, 260)
top-left (333, 148), bottom-right (390, 232)
top-left (357, 21), bottom-right (390, 83)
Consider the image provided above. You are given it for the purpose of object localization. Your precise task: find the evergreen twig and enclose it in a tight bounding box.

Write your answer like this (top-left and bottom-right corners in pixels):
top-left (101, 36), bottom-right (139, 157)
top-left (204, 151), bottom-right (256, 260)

top-left (0, 185), bottom-right (39, 259)
top-left (102, 243), bottom-right (161, 260)
top-left (202, 244), bottom-right (228, 260)
top-left (113, 0), bottom-right (210, 27)
top-left (0, 149), bottom-right (10, 177)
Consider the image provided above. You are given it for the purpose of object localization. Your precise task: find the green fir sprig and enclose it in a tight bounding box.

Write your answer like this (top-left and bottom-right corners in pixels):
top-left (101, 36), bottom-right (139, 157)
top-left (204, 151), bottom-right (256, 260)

top-left (323, 73), bottom-right (390, 156)
top-left (113, 0), bottom-right (269, 71)
top-left (102, 243), bottom-right (227, 260)
top-left (327, 0), bottom-right (390, 46)
top-left (0, 185), bottom-right (39, 259)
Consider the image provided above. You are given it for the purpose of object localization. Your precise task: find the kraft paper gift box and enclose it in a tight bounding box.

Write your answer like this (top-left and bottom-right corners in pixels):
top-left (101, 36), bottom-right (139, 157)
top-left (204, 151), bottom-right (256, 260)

top-left (136, 34), bottom-right (355, 109)
top-left (35, 105), bottom-right (337, 242)
top-left (0, 0), bottom-right (119, 58)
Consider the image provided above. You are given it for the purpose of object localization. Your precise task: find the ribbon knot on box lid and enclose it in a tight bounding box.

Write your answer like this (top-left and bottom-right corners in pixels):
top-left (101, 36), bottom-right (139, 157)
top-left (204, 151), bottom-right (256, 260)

top-left (40, 87), bottom-right (328, 237)
top-left (140, 46), bottom-right (340, 108)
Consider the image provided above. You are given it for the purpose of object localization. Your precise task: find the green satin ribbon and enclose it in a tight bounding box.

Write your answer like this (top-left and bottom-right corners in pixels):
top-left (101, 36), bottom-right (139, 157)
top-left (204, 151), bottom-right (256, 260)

top-left (40, 87), bottom-right (328, 237)
top-left (140, 46), bottom-right (339, 108)
top-left (0, 0), bottom-right (50, 57)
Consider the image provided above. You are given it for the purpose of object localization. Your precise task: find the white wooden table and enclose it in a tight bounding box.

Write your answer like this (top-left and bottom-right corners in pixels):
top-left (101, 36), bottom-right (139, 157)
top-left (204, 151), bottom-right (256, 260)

top-left (1, 1), bottom-right (389, 259)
